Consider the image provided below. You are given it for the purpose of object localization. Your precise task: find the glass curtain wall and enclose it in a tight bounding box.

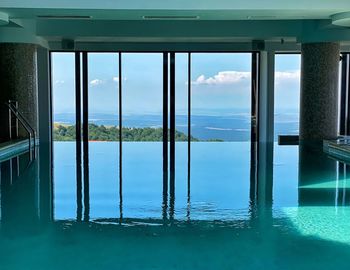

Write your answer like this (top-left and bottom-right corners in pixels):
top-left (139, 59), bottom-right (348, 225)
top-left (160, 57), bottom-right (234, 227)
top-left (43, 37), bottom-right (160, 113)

top-left (51, 51), bottom-right (256, 221)
top-left (173, 53), bottom-right (190, 219)
top-left (87, 53), bottom-right (120, 219)
top-left (121, 53), bottom-right (164, 219)
top-left (51, 52), bottom-right (77, 220)
top-left (273, 54), bottom-right (301, 208)
top-left (188, 53), bottom-right (252, 220)
top-left (274, 54), bottom-right (301, 140)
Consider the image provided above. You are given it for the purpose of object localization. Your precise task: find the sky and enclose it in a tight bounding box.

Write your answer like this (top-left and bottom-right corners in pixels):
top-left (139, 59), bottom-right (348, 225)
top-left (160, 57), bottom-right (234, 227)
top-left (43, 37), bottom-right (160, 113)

top-left (51, 52), bottom-right (301, 115)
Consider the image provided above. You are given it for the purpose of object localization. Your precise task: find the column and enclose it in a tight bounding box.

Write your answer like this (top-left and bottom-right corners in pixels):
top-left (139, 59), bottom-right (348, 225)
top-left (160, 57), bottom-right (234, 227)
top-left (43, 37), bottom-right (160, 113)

top-left (0, 43), bottom-right (38, 142)
top-left (300, 42), bottom-right (340, 143)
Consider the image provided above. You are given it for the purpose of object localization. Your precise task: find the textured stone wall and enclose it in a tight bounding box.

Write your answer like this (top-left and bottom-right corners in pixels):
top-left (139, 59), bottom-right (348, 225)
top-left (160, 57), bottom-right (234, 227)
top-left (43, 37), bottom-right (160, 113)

top-left (300, 42), bottom-right (340, 142)
top-left (0, 43), bottom-right (38, 142)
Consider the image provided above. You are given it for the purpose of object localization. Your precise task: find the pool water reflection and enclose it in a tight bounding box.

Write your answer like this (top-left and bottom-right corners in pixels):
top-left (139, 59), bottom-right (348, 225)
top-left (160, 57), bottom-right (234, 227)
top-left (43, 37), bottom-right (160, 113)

top-left (0, 142), bottom-right (350, 270)
top-left (54, 142), bottom-right (253, 221)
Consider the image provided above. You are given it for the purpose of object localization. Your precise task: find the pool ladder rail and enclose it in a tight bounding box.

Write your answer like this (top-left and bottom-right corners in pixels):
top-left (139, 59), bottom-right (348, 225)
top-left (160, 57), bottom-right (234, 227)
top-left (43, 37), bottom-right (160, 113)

top-left (5, 100), bottom-right (36, 161)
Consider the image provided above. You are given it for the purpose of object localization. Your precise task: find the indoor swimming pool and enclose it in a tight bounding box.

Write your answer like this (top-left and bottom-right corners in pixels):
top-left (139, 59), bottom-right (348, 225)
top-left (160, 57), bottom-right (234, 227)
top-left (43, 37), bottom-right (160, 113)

top-left (0, 142), bottom-right (349, 270)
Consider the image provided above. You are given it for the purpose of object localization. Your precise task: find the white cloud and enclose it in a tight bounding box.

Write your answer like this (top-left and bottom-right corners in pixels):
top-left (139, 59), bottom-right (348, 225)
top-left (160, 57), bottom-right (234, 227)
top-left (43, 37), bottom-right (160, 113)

top-left (113, 76), bottom-right (127, 82)
top-left (192, 71), bottom-right (251, 85)
top-left (90, 79), bottom-right (104, 86)
top-left (54, 80), bottom-right (65, 85)
top-left (89, 77), bottom-right (127, 87)
top-left (192, 70), bottom-right (300, 86)
top-left (275, 70), bottom-right (300, 84)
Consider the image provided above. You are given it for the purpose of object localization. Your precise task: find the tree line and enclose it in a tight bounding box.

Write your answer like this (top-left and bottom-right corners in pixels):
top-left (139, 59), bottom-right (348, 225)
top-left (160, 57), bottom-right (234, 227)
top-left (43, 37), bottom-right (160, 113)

top-left (53, 124), bottom-right (210, 142)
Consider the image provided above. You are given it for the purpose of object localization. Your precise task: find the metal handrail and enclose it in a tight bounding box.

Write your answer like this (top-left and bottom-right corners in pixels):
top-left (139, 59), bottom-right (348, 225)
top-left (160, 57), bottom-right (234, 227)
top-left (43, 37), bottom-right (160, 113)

top-left (6, 100), bottom-right (36, 160)
top-left (8, 102), bottom-right (36, 141)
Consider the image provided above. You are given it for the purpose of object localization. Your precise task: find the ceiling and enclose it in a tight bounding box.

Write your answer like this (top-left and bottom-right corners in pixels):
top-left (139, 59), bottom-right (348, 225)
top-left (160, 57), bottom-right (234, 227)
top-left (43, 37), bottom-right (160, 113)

top-left (1, 1), bottom-right (350, 50)
top-left (1, 0), bottom-right (350, 13)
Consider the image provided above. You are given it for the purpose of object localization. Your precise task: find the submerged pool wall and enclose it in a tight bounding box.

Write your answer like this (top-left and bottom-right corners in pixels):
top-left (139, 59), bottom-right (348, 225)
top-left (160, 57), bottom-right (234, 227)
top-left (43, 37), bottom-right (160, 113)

top-left (299, 143), bottom-right (339, 206)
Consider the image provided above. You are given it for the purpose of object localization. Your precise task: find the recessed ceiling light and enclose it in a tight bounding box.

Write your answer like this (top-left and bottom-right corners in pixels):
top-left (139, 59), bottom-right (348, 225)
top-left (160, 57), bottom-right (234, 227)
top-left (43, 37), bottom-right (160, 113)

top-left (143, 15), bottom-right (199, 20)
top-left (247, 15), bottom-right (277, 20)
top-left (331, 12), bottom-right (350, 27)
top-left (37, 15), bottom-right (92, 19)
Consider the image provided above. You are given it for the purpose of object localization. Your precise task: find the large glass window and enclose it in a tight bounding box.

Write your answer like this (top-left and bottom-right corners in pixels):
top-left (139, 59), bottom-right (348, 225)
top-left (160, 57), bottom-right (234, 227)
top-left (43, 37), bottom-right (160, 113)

top-left (51, 52), bottom-right (77, 220)
top-left (273, 54), bottom-right (301, 208)
top-left (173, 53), bottom-right (190, 218)
top-left (121, 53), bottom-right (164, 219)
top-left (87, 53), bottom-right (120, 219)
top-left (191, 53), bottom-right (252, 142)
top-left (51, 51), bottom-right (256, 221)
top-left (274, 54), bottom-right (301, 140)
top-left (187, 53), bottom-right (252, 220)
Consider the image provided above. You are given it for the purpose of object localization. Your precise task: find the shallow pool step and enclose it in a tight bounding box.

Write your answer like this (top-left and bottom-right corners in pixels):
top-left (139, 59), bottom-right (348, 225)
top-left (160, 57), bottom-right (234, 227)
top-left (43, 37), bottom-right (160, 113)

top-left (0, 139), bottom-right (38, 162)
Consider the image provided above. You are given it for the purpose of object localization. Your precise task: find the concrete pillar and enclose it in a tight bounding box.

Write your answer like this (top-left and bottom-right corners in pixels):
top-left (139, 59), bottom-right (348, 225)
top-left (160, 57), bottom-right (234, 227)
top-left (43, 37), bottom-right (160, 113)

top-left (300, 42), bottom-right (340, 143)
top-left (37, 47), bottom-right (51, 146)
top-left (299, 43), bottom-right (339, 206)
top-left (37, 47), bottom-right (53, 222)
top-left (0, 43), bottom-right (38, 142)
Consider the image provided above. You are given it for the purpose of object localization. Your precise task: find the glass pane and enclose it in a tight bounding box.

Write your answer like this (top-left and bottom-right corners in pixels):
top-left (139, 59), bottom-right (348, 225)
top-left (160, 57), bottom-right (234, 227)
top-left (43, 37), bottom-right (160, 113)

top-left (188, 53), bottom-right (252, 220)
top-left (87, 53), bottom-right (120, 219)
top-left (121, 53), bottom-right (163, 219)
top-left (51, 52), bottom-right (77, 220)
top-left (174, 53), bottom-right (190, 219)
top-left (274, 54), bottom-right (301, 139)
top-left (273, 54), bottom-right (301, 208)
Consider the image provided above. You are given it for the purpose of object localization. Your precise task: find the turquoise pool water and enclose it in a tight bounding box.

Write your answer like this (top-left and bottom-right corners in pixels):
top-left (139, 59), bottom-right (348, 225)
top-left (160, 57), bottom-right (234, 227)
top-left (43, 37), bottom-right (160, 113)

top-left (0, 142), bottom-right (350, 269)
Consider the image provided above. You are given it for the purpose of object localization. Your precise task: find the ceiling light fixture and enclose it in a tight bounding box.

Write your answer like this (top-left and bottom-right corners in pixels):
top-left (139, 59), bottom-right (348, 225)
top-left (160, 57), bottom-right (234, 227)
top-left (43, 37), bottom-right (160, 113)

top-left (143, 15), bottom-right (199, 20)
top-left (247, 15), bottom-right (277, 20)
top-left (37, 15), bottom-right (92, 19)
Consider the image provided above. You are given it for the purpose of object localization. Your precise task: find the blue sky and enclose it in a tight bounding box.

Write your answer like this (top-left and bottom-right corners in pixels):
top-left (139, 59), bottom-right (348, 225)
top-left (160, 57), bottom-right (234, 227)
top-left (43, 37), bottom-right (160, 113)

top-left (52, 52), bottom-right (300, 115)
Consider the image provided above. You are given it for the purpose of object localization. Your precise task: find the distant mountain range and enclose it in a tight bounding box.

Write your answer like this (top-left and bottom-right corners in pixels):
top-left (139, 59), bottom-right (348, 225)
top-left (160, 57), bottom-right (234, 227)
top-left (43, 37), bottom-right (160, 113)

top-left (54, 112), bottom-right (299, 141)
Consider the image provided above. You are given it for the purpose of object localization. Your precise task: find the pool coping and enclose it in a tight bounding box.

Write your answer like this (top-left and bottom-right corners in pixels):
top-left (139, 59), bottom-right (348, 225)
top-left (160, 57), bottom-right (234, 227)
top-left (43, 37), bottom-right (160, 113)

top-left (0, 139), bottom-right (39, 162)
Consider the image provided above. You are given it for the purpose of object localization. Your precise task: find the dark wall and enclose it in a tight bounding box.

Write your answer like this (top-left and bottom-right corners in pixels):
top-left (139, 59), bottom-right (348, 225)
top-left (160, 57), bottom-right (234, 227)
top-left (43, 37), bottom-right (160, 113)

top-left (0, 43), bottom-right (38, 142)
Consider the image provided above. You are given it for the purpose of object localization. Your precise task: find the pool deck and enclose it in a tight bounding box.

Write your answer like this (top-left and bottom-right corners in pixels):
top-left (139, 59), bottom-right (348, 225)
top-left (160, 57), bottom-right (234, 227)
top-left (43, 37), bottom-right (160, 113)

top-left (323, 137), bottom-right (350, 162)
